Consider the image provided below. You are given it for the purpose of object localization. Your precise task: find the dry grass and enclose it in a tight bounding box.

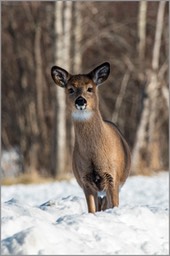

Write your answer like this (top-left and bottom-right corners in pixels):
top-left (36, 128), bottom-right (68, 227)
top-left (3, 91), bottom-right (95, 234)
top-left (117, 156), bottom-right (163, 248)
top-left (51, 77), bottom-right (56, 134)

top-left (1, 171), bottom-right (73, 186)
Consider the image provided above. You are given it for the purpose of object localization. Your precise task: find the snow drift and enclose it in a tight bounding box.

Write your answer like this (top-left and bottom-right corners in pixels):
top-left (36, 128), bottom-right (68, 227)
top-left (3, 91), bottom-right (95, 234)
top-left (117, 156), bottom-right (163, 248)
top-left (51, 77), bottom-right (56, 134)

top-left (1, 172), bottom-right (169, 255)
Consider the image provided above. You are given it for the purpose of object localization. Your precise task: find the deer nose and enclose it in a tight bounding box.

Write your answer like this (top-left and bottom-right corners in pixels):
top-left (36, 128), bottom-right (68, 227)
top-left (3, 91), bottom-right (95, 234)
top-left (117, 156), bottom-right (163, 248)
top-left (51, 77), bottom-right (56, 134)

top-left (75, 96), bottom-right (87, 106)
top-left (75, 96), bottom-right (87, 110)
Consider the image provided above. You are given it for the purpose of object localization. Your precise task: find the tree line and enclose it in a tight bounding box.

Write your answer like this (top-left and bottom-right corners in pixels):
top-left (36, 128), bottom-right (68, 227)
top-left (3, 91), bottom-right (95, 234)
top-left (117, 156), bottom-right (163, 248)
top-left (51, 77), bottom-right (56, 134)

top-left (1, 1), bottom-right (169, 178)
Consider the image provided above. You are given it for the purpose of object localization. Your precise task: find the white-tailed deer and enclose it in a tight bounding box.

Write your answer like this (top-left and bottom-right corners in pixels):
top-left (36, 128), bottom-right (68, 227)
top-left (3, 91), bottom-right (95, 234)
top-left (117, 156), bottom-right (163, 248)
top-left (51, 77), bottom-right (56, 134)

top-left (51, 62), bottom-right (131, 213)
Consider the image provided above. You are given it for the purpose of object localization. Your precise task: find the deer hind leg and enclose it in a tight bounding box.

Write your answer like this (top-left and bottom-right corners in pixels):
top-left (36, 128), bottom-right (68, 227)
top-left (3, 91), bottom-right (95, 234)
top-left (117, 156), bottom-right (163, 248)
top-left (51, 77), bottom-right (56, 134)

top-left (111, 182), bottom-right (119, 207)
top-left (103, 172), bottom-right (119, 209)
top-left (107, 181), bottom-right (119, 208)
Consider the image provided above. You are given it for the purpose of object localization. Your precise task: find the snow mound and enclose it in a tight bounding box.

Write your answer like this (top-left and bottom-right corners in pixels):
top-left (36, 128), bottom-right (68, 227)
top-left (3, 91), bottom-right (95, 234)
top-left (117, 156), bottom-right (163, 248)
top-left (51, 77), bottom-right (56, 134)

top-left (1, 172), bottom-right (169, 255)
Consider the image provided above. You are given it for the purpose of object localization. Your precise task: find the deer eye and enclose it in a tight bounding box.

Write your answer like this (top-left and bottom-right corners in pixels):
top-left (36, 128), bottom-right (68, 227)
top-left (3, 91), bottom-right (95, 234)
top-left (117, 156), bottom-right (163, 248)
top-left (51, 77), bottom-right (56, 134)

top-left (68, 88), bottom-right (74, 94)
top-left (87, 87), bottom-right (93, 93)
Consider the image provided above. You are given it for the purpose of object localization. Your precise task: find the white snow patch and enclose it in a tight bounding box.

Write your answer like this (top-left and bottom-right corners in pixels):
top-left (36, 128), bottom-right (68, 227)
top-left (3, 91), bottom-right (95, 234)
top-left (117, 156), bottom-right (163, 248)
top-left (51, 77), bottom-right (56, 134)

top-left (1, 172), bottom-right (169, 255)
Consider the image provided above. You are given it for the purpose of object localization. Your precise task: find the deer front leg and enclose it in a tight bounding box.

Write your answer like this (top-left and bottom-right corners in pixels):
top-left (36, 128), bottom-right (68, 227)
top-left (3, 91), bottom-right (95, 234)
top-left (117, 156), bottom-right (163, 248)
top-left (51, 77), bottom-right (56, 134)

top-left (95, 195), bottom-right (108, 211)
top-left (101, 196), bottom-right (108, 210)
top-left (84, 189), bottom-right (96, 213)
top-left (95, 196), bottom-right (104, 211)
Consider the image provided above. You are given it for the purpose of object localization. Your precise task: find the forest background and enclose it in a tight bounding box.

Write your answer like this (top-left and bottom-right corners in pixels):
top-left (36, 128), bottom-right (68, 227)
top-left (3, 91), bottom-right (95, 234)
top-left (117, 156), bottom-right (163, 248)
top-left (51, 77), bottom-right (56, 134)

top-left (1, 1), bottom-right (169, 182)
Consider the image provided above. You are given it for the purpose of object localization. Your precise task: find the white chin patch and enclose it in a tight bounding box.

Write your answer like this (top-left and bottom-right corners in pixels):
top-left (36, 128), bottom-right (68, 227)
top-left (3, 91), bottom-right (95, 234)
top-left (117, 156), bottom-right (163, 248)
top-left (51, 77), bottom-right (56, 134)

top-left (72, 109), bottom-right (93, 121)
top-left (75, 104), bottom-right (86, 110)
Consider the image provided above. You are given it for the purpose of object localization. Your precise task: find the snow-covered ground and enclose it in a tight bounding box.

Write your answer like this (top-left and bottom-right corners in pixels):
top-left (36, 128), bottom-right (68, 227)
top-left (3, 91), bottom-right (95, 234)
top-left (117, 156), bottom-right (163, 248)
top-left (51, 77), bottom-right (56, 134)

top-left (1, 171), bottom-right (169, 255)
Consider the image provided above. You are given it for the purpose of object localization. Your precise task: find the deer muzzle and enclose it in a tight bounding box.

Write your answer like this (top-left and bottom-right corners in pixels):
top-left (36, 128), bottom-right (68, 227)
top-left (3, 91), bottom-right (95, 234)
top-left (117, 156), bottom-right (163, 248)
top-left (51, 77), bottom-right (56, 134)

top-left (75, 96), bottom-right (87, 110)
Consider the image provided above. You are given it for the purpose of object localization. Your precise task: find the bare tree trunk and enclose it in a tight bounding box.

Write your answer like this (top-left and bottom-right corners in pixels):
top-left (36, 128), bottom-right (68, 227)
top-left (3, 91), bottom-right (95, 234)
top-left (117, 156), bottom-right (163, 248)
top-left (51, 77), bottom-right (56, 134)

top-left (131, 1), bottom-right (148, 174)
top-left (138, 0), bottom-right (147, 81)
top-left (138, 1), bottom-right (147, 64)
top-left (112, 72), bottom-right (130, 124)
top-left (68, 2), bottom-right (83, 158)
top-left (132, 1), bottom-right (166, 174)
top-left (34, 24), bottom-right (48, 172)
top-left (52, 1), bottom-right (73, 177)
top-left (147, 0), bottom-right (166, 170)
top-left (73, 2), bottom-right (82, 73)
top-left (34, 25), bottom-right (44, 134)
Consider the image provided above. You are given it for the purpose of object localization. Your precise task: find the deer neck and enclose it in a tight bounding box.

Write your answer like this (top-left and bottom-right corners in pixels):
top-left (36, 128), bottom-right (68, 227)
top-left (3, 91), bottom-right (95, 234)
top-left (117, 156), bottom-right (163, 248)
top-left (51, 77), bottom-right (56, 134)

top-left (73, 110), bottom-right (105, 146)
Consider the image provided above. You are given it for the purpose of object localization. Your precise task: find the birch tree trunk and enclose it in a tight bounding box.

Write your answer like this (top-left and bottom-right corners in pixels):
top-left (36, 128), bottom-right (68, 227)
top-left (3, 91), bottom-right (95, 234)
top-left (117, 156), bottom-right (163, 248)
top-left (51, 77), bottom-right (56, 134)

top-left (52, 1), bottom-right (73, 177)
top-left (147, 0), bottom-right (166, 170)
top-left (72, 2), bottom-right (82, 73)
top-left (131, 1), bottom-right (148, 174)
top-left (68, 2), bottom-right (83, 155)
top-left (131, 1), bottom-right (166, 174)
top-left (138, 0), bottom-right (147, 81)
top-left (112, 72), bottom-right (130, 124)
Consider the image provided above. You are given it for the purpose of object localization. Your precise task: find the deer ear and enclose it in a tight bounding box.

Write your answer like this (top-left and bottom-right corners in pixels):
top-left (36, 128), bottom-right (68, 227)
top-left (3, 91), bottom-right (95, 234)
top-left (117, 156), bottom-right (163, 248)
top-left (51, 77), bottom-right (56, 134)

top-left (51, 66), bottom-right (70, 88)
top-left (89, 62), bottom-right (110, 86)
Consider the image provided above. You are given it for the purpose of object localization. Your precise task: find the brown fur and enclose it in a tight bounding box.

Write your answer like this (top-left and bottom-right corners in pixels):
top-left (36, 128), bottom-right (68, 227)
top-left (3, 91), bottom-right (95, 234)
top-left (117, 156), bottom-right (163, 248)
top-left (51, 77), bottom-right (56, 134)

top-left (51, 62), bottom-right (131, 213)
